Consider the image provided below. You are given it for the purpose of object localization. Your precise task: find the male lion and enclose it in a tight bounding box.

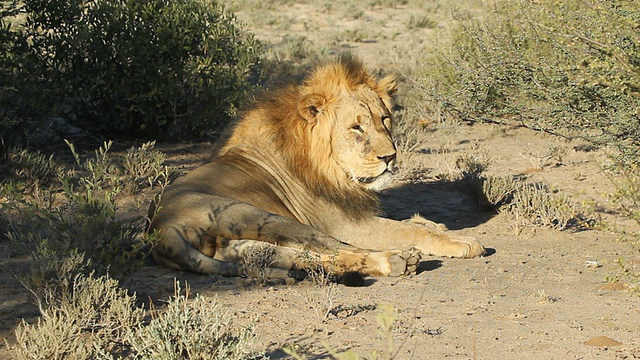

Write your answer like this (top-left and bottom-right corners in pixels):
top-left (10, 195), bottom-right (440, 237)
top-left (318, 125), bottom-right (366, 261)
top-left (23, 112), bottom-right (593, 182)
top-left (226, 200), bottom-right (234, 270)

top-left (149, 54), bottom-right (485, 279)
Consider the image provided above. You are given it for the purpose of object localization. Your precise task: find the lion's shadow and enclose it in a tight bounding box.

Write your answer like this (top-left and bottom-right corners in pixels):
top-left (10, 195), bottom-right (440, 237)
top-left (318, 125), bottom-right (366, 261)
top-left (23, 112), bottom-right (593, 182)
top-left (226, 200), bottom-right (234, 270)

top-left (379, 181), bottom-right (496, 230)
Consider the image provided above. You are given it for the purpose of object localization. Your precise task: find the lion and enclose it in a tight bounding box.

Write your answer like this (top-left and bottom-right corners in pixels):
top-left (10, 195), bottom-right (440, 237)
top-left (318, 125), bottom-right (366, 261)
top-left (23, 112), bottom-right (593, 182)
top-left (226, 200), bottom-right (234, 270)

top-left (148, 54), bottom-right (485, 280)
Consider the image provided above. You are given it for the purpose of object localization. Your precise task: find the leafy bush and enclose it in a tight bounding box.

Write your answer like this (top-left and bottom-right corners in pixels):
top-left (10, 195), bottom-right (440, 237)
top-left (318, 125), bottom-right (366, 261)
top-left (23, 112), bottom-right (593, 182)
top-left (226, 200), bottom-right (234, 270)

top-left (14, 273), bottom-right (144, 359)
top-left (607, 163), bottom-right (640, 224)
top-left (13, 278), bottom-right (261, 359)
top-left (509, 182), bottom-right (581, 231)
top-left (415, 0), bottom-right (639, 218)
top-left (121, 141), bottom-right (177, 192)
top-left (3, 168), bottom-right (150, 307)
top-left (2, 142), bottom-right (261, 358)
top-left (1, 142), bottom-right (172, 310)
top-left (0, 0), bottom-right (261, 141)
top-left (300, 251), bottom-right (338, 323)
top-left (126, 282), bottom-right (261, 360)
top-left (429, 1), bottom-right (639, 159)
top-left (0, 1), bottom-right (48, 146)
top-left (2, 148), bottom-right (63, 191)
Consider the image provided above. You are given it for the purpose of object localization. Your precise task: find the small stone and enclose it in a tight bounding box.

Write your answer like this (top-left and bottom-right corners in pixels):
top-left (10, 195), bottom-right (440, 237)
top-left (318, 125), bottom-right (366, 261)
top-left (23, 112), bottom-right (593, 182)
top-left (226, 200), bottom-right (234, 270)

top-left (597, 282), bottom-right (627, 291)
top-left (584, 335), bottom-right (622, 347)
top-left (585, 260), bottom-right (602, 268)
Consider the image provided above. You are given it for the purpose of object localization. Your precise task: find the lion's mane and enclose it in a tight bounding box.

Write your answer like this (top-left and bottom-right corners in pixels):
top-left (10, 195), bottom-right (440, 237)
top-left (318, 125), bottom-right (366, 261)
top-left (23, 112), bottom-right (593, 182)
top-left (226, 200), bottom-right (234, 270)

top-left (220, 54), bottom-right (397, 218)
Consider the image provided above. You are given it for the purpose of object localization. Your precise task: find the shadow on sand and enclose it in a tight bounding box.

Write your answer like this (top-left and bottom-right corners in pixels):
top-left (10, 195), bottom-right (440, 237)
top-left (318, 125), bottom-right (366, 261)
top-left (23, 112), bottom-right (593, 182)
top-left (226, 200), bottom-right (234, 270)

top-left (379, 181), bottom-right (497, 230)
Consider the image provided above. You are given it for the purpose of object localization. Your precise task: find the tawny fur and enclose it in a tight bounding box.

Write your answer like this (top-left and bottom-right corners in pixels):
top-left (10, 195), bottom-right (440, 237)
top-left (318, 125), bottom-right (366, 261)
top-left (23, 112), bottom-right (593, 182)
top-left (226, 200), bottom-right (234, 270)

top-left (148, 54), bottom-right (486, 279)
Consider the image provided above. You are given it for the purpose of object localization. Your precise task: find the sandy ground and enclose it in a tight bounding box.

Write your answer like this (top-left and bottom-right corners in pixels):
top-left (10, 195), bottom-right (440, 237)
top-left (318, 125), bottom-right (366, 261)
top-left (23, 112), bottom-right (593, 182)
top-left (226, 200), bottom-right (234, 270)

top-left (129, 124), bottom-right (638, 360)
top-left (1, 1), bottom-right (639, 359)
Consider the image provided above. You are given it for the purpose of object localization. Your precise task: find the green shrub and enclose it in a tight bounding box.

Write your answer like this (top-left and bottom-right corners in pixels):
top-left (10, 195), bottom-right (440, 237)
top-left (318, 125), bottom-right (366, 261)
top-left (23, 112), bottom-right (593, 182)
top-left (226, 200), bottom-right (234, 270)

top-left (509, 182), bottom-right (581, 231)
top-left (0, 1), bottom-right (48, 146)
top-left (126, 283), bottom-right (262, 360)
top-left (14, 273), bottom-right (145, 359)
top-left (300, 250), bottom-right (338, 323)
top-left (418, 0), bottom-right (639, 173)
top-left (2, 148), bottom-right (63, 191)
top-left (607, 163), bottom-right (640, 224)
top-left (13, 278), bottom-right (261, 359)
top-left (242, 242), bottom-right (283, 286)
top-left (3, 174), bottom-right (150, 287)
top-left (121, 141), bottom-right (177, 192)
top-left (1, 142), bottom-right (170, 304)
top-left (437, 1), bottom-right (639, 149)
top-left (12, 251), bottom-right (90, 314)
top-left (3, 144), bottom-right (259, 358)
top-left (0, 0), bottom-right (261, 141)
top-left (406, 15), bottom-right (436, 30)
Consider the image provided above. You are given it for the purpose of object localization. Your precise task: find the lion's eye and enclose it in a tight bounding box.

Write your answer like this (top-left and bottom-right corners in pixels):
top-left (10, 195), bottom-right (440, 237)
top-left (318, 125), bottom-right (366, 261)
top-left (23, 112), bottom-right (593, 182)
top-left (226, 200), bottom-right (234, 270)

top-left (351, 125), bottom-right (363, 132)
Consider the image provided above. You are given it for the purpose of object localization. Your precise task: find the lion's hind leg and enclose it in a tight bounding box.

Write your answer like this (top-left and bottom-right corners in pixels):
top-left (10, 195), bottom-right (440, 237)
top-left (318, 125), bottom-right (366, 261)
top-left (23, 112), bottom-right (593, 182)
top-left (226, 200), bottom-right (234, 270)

top-left (215, 239), bottom-right (421, 280)
top-left (232, 215), bottom-right (423, 277)
top-left (151, 193), bottom-right (421, 278)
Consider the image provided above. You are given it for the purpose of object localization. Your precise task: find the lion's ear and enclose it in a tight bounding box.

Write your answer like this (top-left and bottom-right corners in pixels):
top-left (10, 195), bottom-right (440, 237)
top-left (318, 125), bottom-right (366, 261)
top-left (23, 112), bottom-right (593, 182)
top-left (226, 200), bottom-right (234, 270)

top-left (378, 75), bottom-right (398, 97)
top-left (298, 94), bottom-right (326, 123)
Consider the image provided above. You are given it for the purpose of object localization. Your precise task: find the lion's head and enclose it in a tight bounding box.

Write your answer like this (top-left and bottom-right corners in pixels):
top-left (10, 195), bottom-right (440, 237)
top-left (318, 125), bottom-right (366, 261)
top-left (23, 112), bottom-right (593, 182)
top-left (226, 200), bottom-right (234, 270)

top-left (223, 54), bottom-right (398, 217)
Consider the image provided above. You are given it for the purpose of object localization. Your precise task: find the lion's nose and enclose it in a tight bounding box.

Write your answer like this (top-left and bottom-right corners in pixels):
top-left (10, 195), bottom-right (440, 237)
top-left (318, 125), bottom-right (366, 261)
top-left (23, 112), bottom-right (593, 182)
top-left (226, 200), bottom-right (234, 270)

top-left (377, 153), bottom-right (396, 164)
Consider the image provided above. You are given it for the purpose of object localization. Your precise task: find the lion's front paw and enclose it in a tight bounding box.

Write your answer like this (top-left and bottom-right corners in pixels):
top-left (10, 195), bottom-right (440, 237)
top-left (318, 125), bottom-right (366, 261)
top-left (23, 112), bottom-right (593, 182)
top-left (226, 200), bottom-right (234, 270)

top-left (430, 235), bottom-right (485, 259)
top-left (404, 214), bottom-right (448, 232)
top-left (388, 248), bottom-right (421, 276)
top-left (443, 236), bottom-right (485, 259)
